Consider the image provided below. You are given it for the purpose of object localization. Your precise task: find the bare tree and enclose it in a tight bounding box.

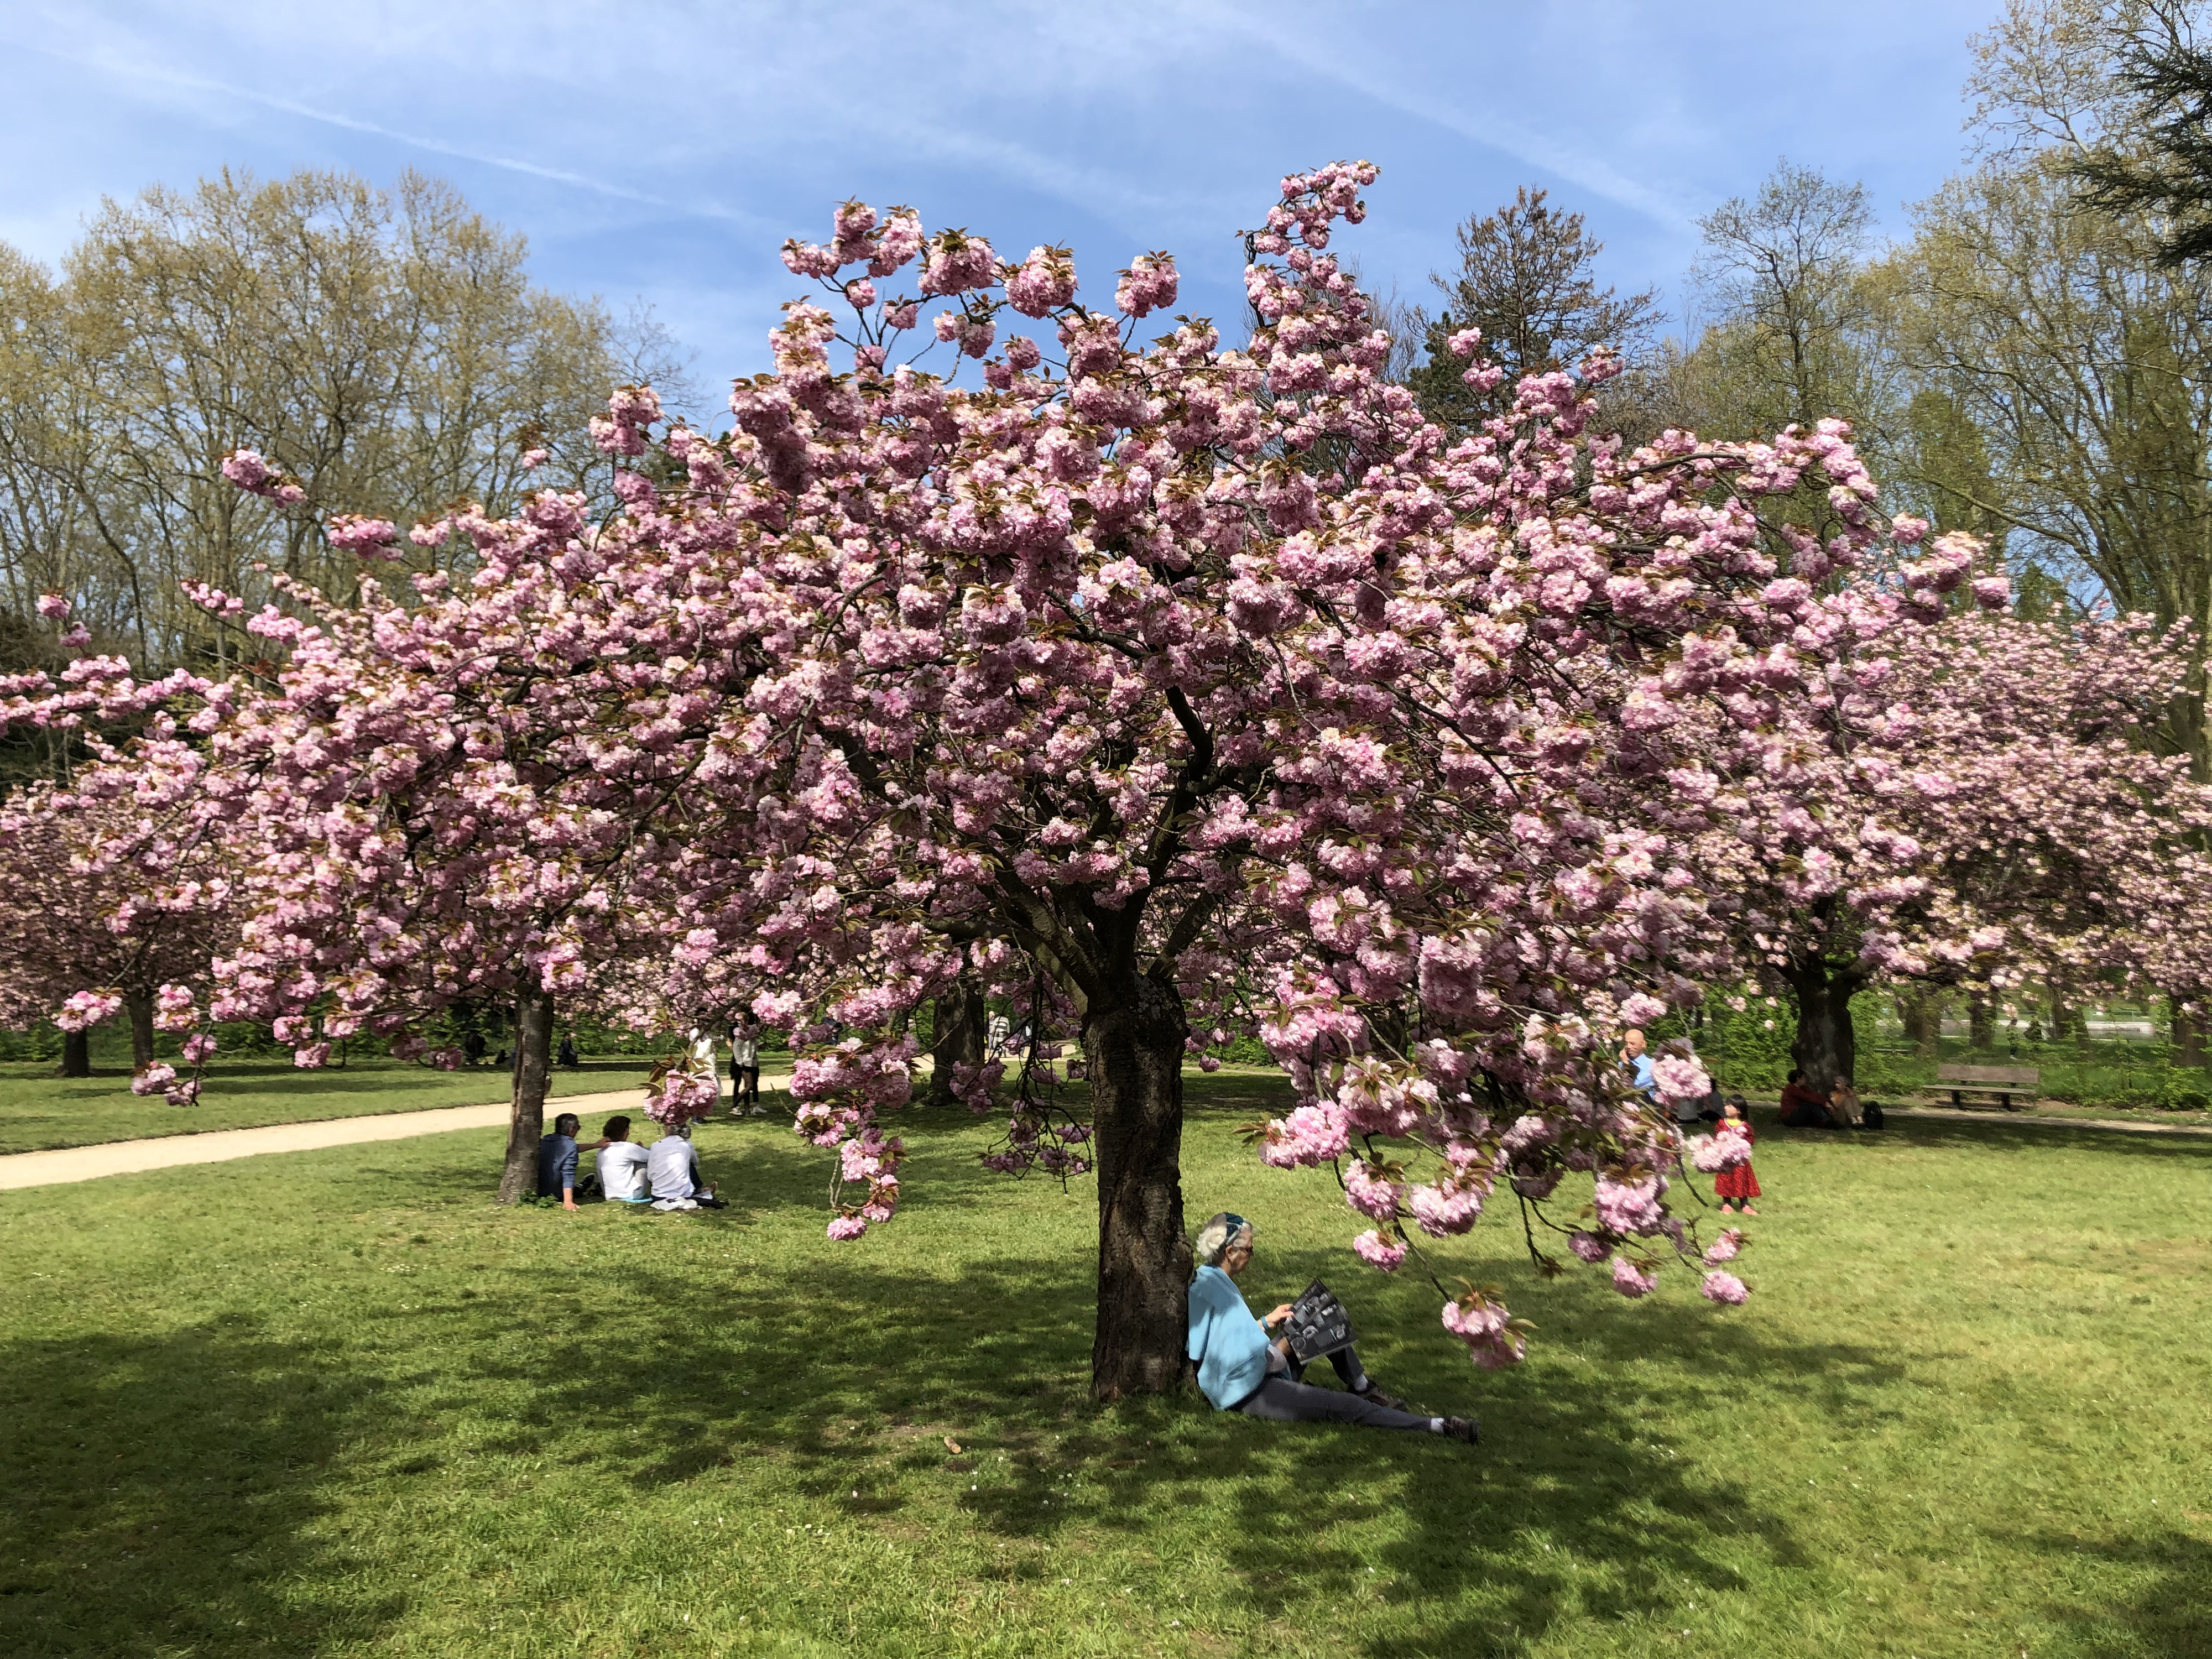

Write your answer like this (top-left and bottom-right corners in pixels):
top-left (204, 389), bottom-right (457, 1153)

top-left (1691, 161), bottom-right (1879, 435)
top-left (0, 168), bottom-right (660, 673)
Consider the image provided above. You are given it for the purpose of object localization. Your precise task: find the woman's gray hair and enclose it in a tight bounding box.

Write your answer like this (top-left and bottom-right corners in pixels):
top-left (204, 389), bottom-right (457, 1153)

top-left (1193, 1212), bottom-right (1253, 1267)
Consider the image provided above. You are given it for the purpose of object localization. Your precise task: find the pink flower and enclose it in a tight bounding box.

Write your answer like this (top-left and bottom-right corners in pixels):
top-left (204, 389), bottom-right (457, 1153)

top-left (1343, 1158), bottom-right (1405, 1222)
top-left (1650, 1055), bottom-right (1710, 1104)
top-left (1610, 1257), bottom-right (1658, 1298)
top-left (827, 1214), bottom-right (868, 1241)
top-left (1352, 1229), bottom-right (1406, 1271)
top-left (327, 515), bottom-right (401, 559)
top-left (1702, 1227), bottom-right (1744, 1266)
top-left (53, 990), bottom-right (122, 1032)
top-left (35, 593), bottom-right (69, 621)
top-left (294, 1042), bottom-right (332, 1069)
top-left (1699, 1270), bottom-right (1750, 1306)
top-left (1004, 246), bottom-right (1078, 317)
top-left (1568, 1229), bottom-right (1611, 1264)
top-left (130, 1062), bottom-right (178, 1098)
top-left (1114, 252), bottom-right (1178, 317)
top-left (181, 1033), bottom-right (218, 1065)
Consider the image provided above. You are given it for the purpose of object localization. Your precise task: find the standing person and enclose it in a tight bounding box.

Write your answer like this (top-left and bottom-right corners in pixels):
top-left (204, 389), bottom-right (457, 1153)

top-left (1185, 1212), bottom-right (1477, 1442)
top-left (596, 1115), bottom-right (653, 1206)
top-left (648, 1123), bottom-right (726, 1211)
top-left (1713, 1098), bottom-right (1762, 1216)
top-left (728, 1011), bottom-right (763, 1115)
top-left (687, 1026), bottom-right (721, 1100)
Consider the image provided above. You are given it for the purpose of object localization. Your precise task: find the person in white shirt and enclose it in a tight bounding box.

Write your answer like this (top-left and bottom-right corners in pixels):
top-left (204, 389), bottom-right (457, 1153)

top-left (595, 1116), bottom-right (653, 1206)
top-left (728, 1012), bottom-right (763, 1115)
top-left (647, 1123), bottom-right (725, 1211)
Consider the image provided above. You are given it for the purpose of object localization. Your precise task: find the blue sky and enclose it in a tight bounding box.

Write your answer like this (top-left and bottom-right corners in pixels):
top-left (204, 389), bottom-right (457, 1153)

top-left (2, 1), bottom-right (2005, 409)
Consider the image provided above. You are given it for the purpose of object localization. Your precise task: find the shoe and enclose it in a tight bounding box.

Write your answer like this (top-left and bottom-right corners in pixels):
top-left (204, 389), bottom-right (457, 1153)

top-left (749, 1107), bottom-right (766, 1116)
top-left (651, 1198), bottom-right (698, 1212)
top-left (1441, 1416), bottom-right (1480, 1445)
top-left (1358, 1383), bottom-right (1411, 1413)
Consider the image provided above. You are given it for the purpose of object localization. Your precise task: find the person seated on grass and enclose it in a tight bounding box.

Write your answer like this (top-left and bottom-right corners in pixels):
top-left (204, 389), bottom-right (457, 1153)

top-left (596, 1116), bottom-right (654, 1206)
top-left (647, 1123), bottom-right (727, 1211)
top-left (1620, 1027), bottom-right (1658, 1105)
top-left (1777, 1068), bottom-right (1838, 1129)
top-left (1828, 1078), bottom-right (1864, 1129)
top-left (557, 1034), bottom-right (580, 1069)
top-left (535, 1113), bottom-right (608, 1211)
top-left (1186, 1212), bottom-right (1477, 1443)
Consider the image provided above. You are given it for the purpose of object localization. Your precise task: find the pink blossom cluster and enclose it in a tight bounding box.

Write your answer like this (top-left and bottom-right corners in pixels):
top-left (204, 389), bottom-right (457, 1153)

top-left (218, 448), bottom-right (305, 504)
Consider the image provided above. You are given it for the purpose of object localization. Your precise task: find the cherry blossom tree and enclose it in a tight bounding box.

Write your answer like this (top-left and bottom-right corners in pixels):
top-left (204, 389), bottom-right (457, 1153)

top-left (0, 783), bottom-right (231, 1083)
top-left (526, 165), bottom-right (1948, 1393)
top-left (1679, 572), bottom-right (2212, 1091)
top-left (12, 163), bottom-right (1992, 1396)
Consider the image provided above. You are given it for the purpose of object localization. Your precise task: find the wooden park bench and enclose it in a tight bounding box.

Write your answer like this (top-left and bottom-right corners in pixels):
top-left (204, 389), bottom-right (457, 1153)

top-left (1932, 1063), bottom-right (2039, 1112)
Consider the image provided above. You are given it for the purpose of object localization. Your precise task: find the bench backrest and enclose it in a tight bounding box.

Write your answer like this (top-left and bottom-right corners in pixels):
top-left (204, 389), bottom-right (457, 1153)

top-left (1937, 1063), bottom-right (2040, 1087)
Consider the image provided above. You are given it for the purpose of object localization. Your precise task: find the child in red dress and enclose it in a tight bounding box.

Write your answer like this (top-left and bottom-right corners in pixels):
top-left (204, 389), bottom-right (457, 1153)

top-left (1713, 1097), bottom-right (1761, 1215)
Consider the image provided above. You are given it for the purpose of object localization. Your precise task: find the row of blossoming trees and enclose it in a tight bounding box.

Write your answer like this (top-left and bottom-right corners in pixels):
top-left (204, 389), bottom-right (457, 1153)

top-left (4, 161), bottom-right (2209, 1398)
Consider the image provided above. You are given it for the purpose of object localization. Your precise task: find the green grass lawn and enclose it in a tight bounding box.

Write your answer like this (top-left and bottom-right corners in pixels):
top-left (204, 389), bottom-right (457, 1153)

top-left (0, 1057), bottom-right (710, 1156)
top-left (1, 1079), bottom-right (2207, 1658)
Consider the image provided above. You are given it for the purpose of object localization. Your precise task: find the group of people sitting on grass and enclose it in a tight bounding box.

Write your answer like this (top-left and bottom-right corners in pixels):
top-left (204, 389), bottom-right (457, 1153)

top-left (533, 1114), bottom-right (727, 1213)
top-left (1777, 1068), bottom-right (1881, 1131)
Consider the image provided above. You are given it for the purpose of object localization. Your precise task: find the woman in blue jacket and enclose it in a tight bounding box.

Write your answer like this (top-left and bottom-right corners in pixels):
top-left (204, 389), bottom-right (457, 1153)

top-left (1186, 1212), bottom-right (1477, 1442)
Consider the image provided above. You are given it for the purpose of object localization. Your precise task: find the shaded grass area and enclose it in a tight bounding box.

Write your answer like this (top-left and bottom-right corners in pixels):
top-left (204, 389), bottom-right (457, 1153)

top-left (0, 1057), bottom-right (682, 1156)
top-left (1, 1081), bottom-right (2208, 1657)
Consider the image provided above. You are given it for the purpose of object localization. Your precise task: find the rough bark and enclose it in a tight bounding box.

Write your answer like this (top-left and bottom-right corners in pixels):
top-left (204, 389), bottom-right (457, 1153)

top-left (125, 989), bottom-right (156, 1072)
top-left (1083, 972), bottom-right (1191, 1401)
top-left (1893, 986), bottom-right (1945, 1058)
top-left (924, 978), bottom-right (987, 1105)
top-left (1785, 956), bottom-right (1861, 1094)
top-left (2172, 993), bottom-right (2207, 1070)
top-left (58, 1030), bottom-right (90, 1078)
top-left (2049, 994), bottom-right (2078, 1046)
top-left (495, 983), bottom-right (556, 1203)
top-left (1969, 994), bottom-right (1996, 1053)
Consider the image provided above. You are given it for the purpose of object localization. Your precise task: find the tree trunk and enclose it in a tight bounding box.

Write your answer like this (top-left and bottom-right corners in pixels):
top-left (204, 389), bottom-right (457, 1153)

top-left (1083, 973), bottom-right (1191, 1401)
top-left (58, 1030), bottom-right (90, 1078)
top-left (126, 989), bottom-right (156, 1071)
top-left (1969, 995), bottom-right (1995, 1053)
top-left (1893, 987), bottom-right (1944, 1058)
top-left (925, 978), bottom-right (987, 1105)
top-left (1785, 957), bottom-right (1860, 1095)
top-left (2173, 992), bottom-right (2207, 1070)
top-left (2049, 993), bottom-right (2078, 1046)
top-left (496, 984), bottom-right (556, 1203)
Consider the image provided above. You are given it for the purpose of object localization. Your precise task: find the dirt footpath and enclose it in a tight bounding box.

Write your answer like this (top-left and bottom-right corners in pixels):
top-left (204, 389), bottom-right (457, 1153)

top-left (0, 1089), bottom-right (646, 1193)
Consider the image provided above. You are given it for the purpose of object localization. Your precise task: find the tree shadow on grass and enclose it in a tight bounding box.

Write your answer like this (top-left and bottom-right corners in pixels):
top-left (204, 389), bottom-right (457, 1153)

top-left (0, 1317), bottom-right (403, 1658)
top-left (440, 1237), bottom-right (1888, 1657)
top-left (1871, 1112), bottom-right (2212, 1164)
top-left (2011, 1526), bottom-right (2212, 1656)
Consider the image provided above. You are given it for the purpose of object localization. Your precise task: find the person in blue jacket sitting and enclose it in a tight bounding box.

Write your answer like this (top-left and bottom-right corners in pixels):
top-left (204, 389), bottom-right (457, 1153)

top-left (1186, 1212), bottom-right (1478, 1442)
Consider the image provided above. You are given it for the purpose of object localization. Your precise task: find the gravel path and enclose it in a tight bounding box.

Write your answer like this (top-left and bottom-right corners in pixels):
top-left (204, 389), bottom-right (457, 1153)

top-left (0, 1089), bottom-right (644, 1193)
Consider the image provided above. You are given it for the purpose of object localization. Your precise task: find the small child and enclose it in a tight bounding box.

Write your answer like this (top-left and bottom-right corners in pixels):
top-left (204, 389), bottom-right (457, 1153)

top-left (1714, 1097), bottom-right (1761, 1216)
